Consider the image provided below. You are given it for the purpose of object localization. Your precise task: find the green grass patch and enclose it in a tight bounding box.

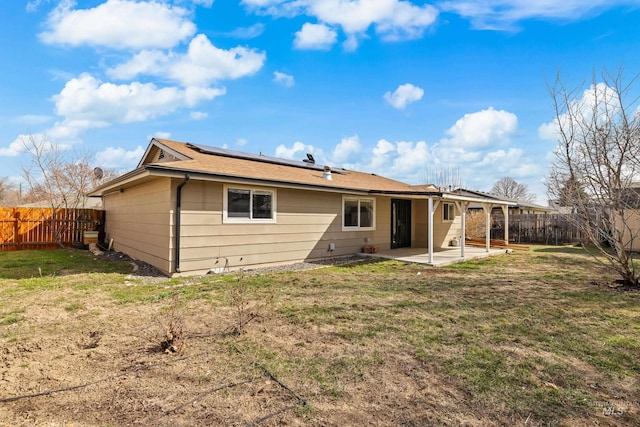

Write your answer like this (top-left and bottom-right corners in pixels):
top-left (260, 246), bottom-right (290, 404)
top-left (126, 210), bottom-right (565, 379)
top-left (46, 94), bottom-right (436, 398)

top-left (0, 309), bottom-right (25, 326)
top-left (0, 249), bottom-right (132, 279)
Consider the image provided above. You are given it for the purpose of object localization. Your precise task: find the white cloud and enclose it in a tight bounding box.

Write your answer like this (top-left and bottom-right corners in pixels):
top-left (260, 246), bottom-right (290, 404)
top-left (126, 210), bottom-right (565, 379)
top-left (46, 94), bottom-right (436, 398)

top-left (95, 145), bottom-right (146, 169)
top-left (442, 107), bottom-right (518, 148)
top-left (246, 0), bottom-right (437, 49)
top-left (362, 139), bottom-right (430, 183)
top-left (294, 23), bottom-right (337, 50)
top-left (190, 111), bottom-right (208, 120)
top-left (235, 138), bottom-right (248, 146)
top-left (0, 137), bottom-right (28, 157)
top-left (0, 133), bottom-right (76, 157)
top-left (273, 71), bottom-right (295, 87)
top-left (384, 83), bottom-right (424, 109)
top-left (46, 119), bottom-right (107, 141)
top-left (190, 0), bottom-right (215, 6)
top-left (106, 50), bottom-right (170, 81)
top-left (439, 0), bottom-right (629, 30)
top-left (151, 131), bottom-right (172, 140)
top-left (538, 82), bottom-right (618, 141)
top-left (309, 0), bottom-right (437, 41)
top-left (275, 141), bottom-right (321, 159)
top-left (26, 0), bottom-right (47, 13)
top-left (172, 0), bottom-right (215, 6)
top-left (475, 147), bottom-right (521, 167)
top-left (369, 138), bottom-right (396, 169)
top-left (108, 34), bottom-right (266, 87)
top-left (537, 120), bottom-right (558, 141)
top-left (49, 73), bottom-right (224, 138)
top-left (169, 35), bottom-right (265, 86)
top-left (375, 0), bottom-right (440, 40)
top-left (268, 111), bottom-right (537, 193)
top-left (225, 23), bottom-right (266, 39)
top-left (39, 0), bottom-right (196, 49)
top-left (332, 135), bottom-right (362, 163)
top-left (443, 146), bottom-right (482, 163)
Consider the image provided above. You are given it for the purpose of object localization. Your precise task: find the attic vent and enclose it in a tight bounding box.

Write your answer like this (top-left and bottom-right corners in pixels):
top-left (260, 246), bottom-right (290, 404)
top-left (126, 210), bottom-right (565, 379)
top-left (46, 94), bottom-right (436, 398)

top-left (158, 150), bottom-right (165, 160)
top-left (323, 165), bottom-right (332, 181)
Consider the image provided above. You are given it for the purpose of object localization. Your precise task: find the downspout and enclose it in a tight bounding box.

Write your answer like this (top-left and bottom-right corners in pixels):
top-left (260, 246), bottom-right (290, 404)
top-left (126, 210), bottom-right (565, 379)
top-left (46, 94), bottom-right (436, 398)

top-left (174, 174), bottom-right (190, 273)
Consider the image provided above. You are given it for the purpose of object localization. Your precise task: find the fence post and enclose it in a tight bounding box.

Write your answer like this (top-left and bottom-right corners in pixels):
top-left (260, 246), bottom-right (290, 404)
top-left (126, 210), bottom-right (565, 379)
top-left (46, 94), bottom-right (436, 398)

top-left (13, 209), bottom-right (21, 250)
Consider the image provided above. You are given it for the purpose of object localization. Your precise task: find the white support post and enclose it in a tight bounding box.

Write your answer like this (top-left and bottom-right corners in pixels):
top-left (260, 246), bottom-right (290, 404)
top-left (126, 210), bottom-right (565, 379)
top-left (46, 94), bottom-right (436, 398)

top-left (428, 197), bottom-right (434, 264)
top-left (500, 204), bottom-right (509, 246)
top-left (455, 201), bottom-right (468, 258)
top-left (482, 203), bottom-right (492, 252)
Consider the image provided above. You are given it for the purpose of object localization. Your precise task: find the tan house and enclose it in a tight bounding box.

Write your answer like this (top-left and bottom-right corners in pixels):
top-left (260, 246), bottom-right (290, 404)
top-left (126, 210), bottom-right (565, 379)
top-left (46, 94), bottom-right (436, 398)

top-left (88, 139), bottom-right (513, 276)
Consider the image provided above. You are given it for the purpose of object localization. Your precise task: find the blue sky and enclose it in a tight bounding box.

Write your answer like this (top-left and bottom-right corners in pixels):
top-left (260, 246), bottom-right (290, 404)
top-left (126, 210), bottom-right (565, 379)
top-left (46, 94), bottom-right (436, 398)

top-left (2, 0), bottom-right (640, 202)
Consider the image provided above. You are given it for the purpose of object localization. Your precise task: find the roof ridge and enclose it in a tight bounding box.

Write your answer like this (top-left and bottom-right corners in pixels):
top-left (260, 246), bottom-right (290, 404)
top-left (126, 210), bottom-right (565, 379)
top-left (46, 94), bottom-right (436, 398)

top-left (185, 142), bottom-right (347, 174)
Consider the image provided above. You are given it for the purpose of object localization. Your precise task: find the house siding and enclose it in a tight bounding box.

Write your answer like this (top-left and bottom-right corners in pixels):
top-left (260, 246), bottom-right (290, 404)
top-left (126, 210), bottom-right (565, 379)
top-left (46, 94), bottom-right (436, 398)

top-left (434, 202), bottom-right (462, 248)
top-left (176, 181), bottom-right (391, 274)
top-left (103, 178), bottom-right (172, 274)
top-left (619, 210), bottom-right (640, 252)
top-left (101, 178), bottom-right (466, 276)
top-left (409, 200), bottom-right (461, 249)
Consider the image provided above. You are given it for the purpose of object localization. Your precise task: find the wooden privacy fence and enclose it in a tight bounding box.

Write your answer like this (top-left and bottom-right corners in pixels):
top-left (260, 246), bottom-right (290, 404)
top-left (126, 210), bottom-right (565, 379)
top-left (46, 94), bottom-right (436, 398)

top-left (0, 208), bottom-right (104, 251)
top-left (490, 214), bottom-right (584, 245)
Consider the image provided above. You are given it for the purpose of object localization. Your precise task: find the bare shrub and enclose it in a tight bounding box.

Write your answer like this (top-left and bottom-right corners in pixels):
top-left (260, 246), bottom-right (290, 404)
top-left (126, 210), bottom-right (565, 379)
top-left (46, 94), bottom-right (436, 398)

top-left (227, 273), bottom-right (253, 335)
top-left (226, 272), bottom-right (274, 336)
top-left (154, 294), bottom-right (187, 354)
top-left (465, 210), bottom-right (486, 239)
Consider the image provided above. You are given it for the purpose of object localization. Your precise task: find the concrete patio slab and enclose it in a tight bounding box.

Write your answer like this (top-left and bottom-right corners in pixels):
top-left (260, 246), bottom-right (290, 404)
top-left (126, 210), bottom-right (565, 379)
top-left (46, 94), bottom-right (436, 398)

top-left (359, 246), bottom-right (511, 266)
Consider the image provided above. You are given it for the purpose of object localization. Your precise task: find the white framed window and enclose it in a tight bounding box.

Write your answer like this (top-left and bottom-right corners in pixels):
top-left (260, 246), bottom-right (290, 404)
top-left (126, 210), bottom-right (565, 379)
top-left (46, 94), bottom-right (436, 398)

top-left (443, 202), bottom-right (455, 221)
top-left (224, 185), bottom-right (276, 223)
top-left (342, 196), bottom-right (375, 230)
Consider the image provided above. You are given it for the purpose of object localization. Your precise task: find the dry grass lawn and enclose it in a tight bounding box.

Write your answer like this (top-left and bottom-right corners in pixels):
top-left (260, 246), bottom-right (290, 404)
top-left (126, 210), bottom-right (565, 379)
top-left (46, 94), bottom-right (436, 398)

top-left (0, 246), bottom-right (638, 426)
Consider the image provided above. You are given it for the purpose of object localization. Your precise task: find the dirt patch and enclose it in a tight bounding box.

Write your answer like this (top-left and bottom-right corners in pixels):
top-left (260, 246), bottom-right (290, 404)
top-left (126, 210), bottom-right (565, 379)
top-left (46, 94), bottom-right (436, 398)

top-left (1, 249), bottom-right (638, 426)
top-left (90, 245), bottom-right (168, 279)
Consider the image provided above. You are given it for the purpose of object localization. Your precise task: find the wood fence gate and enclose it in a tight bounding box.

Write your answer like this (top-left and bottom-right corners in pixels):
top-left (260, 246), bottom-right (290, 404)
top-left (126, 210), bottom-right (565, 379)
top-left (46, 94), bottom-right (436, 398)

top-left (0, 208), bottom-right (104, 251)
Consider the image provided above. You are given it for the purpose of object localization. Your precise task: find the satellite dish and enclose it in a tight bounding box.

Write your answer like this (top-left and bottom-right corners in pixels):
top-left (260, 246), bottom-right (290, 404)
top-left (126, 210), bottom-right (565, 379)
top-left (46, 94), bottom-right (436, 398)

top-left (93, 167), bottom-right (104, 180)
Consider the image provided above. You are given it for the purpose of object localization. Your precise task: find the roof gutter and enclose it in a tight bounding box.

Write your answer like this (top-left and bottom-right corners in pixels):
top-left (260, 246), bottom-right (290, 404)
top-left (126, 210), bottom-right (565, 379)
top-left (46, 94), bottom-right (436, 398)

top-left (174, 174), bottom-right (190, 273)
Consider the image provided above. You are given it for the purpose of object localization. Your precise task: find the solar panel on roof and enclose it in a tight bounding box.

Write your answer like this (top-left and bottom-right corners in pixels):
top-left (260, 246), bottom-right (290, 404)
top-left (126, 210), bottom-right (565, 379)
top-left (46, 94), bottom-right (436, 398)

top-left (187, 143), bottom-right (344, 174)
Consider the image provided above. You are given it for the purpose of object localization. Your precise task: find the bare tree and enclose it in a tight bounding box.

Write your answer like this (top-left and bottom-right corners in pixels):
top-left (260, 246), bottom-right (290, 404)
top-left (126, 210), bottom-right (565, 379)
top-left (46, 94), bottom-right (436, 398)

top-left (0, 178), bottom-right (12, 205)
top-left (20, 134), bottom-right (117, 246)
top-left (490, 177), bottom-right (535, 202)
top-left (0, 179), bottom-right (21, 206)
top-left (546, 68), bottom-right (640, 287)
top-left (425, 165), bottom-right (464, 191)
top-left (21, 135), bottom-right (101, 209)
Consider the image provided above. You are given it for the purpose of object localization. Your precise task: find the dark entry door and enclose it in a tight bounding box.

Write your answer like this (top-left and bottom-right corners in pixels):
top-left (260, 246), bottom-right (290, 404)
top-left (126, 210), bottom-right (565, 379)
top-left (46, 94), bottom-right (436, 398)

top-left (391, 199), bottom-right (411, 249)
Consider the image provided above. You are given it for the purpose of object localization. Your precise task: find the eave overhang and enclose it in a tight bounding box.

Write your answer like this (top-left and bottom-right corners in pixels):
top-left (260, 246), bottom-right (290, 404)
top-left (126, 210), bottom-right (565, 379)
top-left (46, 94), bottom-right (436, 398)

top-left (88, 163), bottom-right (516, 207)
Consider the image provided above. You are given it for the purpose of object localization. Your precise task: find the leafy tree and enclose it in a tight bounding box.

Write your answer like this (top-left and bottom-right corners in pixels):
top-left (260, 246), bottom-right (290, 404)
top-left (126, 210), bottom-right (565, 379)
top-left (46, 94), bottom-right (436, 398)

top-left (546, 68), bottom-right (640, 287)
top-left (490, 177), bottom-right (535, 202)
